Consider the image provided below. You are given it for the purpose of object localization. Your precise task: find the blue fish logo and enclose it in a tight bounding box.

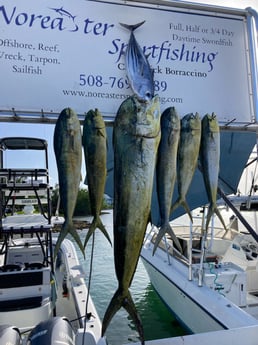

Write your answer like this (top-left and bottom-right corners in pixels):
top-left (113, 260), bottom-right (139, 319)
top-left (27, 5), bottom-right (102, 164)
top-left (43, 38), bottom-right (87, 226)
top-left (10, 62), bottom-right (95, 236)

top-left (49, 7), bottom-right (76, 21)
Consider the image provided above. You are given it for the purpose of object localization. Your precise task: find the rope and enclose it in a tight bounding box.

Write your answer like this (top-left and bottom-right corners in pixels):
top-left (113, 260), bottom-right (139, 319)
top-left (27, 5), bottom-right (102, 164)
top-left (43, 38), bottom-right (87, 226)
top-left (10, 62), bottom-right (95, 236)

top-left (209, 263), bottom-right (225, 296)
top-left (82, 230), bottom-right (95, 345)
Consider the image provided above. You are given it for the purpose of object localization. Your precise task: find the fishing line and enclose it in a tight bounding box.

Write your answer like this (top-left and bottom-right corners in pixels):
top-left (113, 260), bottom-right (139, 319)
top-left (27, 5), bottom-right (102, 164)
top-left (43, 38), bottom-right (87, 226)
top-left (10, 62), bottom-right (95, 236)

top-left (82, 230), bottom-right (95, 345)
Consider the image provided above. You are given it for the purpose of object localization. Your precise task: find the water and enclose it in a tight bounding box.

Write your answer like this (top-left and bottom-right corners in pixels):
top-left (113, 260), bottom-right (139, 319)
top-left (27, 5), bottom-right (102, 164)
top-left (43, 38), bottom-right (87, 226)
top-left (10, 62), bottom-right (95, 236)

top-left (73, 210), bottom-right (188, 345)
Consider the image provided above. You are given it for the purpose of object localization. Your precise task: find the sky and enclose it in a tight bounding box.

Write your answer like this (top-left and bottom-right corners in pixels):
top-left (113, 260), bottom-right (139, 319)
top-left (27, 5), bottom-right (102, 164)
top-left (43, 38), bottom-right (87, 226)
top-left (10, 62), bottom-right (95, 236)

top-left (0, 0), bottom-right (257, 187)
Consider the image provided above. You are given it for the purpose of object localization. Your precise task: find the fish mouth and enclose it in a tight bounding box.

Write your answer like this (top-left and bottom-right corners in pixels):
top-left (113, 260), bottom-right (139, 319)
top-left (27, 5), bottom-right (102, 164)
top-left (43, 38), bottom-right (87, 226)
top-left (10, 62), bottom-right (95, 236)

top-left (135, 116), bottom-right (160, 138)
top-left (135, 94), bottom-right (153, 103)
top-left (140, 131), bottom-right (161, 139)
top-left (143, 91), bottom-right (154, 102)
top-left (93, 125), bottom-right (105, 130)
top-left (64, 108), bottom-right (73, 119)
top-left (135, 125), bottom-right (160, 138)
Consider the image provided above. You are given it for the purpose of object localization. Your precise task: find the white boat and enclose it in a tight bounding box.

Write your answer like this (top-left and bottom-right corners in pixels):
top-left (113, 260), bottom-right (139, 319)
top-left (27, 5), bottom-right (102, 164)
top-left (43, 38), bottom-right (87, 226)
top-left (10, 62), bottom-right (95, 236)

top-left (141, 177), bottom-right (258, 334)
top-left (0, 137), bottom-right (106, 345)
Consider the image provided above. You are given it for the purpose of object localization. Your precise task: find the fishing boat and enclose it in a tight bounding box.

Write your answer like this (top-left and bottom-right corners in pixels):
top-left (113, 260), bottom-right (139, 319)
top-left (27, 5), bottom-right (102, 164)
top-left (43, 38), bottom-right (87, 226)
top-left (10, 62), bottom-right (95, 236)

top-left (141, 148), bottom-right (258, 334)
top-left (0, 137), bottom-right (106, 345)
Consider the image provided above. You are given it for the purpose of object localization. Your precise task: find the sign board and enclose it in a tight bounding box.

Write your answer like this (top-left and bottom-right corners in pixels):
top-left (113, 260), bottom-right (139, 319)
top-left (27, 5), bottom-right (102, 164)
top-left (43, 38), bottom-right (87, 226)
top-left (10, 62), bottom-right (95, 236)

top-left (0, 0), bottom-right (256, 123)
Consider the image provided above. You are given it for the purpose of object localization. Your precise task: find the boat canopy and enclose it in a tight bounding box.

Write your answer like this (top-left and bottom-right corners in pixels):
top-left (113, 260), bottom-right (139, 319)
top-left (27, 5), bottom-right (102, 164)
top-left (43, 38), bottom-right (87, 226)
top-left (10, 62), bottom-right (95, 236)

top-left (0, 137), bottom-right (47, 151)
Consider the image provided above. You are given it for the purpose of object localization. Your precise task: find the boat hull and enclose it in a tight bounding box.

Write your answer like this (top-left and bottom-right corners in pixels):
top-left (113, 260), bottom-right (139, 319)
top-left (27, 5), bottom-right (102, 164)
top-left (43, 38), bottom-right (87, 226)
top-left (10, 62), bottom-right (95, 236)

top-left (141, 241), bottom-right (258, 334)
top-left (141, 255), bottom-right (224, 333)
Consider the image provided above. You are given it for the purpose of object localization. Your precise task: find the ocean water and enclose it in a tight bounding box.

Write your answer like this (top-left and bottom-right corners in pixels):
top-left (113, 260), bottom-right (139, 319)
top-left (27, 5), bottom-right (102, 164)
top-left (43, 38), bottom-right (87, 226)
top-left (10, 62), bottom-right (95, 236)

top-left (73, 210), bottom-right (188, 345)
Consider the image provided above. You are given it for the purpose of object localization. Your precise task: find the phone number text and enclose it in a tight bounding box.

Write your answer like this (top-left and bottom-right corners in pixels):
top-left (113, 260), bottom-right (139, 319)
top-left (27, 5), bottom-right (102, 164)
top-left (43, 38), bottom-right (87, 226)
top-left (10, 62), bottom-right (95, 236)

top-left (79, 74), bottom-right (167, 92)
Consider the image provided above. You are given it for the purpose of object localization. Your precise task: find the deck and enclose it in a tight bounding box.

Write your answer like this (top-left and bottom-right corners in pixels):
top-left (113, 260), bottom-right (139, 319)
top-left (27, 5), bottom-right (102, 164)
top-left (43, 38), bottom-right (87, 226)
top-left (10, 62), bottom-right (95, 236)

top-left (126, 325), bottom-right (258, 345)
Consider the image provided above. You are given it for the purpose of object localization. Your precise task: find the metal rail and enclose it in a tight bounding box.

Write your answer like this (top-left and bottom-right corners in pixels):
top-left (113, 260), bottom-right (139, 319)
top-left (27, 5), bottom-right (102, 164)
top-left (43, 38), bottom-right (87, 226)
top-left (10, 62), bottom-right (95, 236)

top-left (0, 110), bottom-right (115, 126)
top-left (0, 110), bottom-right (257, 131)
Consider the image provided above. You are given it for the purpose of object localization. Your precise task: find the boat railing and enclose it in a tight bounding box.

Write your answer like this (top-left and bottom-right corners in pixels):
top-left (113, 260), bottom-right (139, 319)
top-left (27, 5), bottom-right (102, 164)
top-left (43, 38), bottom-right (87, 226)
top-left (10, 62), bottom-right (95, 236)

top-left (146, 202), bottom-right (249, 287)
top-left (147, 206), bottom-right (229, 286)
top-left (148, 230), bottom-right (189, 266)
top-left (183, 207), bottom-right (245, 285)
top-left (0, 168), bottom-right (48, 187)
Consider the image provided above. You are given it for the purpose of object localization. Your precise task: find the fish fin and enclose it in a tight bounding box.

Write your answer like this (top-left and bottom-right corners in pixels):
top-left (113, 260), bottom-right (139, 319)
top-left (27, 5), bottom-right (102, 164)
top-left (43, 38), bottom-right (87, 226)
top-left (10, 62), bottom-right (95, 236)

top-left (182, 201), bottom-right (193, 223)
top-left (205, 205), bottom-right (227, 232)
top-left (123, 291), bottom-right (145, 345)
top-left (54, 222), bottom-right (85, 259)
top-left (119, 21), bottom-right (145, 32)
top-left (214, 206), bottom-right (228, 231)
top-left (102, 289), bottom-right (122, 337)
top-left (170, 198), bottom-right (180, 215)
top-left (102, 289), bottom-right (144, 345)
top-left (54, 224), bottom-right (69, 259)
top-left (170, 198), bottom-right (193, 222)
top-left (97, 127), bottom-right (106, 139)
top-left (84, 215), bottom-right (112, 248)
top-left (70, 226), bottom-right (85, 258)
top-left (153, 223), bottom-right (182, 255)
top-left (205, 205), bottom-right (213, 231)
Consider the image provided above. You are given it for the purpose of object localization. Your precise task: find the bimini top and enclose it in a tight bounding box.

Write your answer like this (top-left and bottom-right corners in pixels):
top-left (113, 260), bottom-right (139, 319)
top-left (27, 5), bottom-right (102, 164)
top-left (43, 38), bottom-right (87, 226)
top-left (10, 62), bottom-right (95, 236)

top-left (0, 137), bottom-right (47, 151)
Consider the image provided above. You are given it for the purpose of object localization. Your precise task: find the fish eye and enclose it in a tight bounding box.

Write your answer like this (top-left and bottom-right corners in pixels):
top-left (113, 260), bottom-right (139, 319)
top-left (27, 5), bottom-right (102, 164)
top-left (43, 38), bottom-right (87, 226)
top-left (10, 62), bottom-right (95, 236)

top-left (145, 91), bottom-right (152, 100)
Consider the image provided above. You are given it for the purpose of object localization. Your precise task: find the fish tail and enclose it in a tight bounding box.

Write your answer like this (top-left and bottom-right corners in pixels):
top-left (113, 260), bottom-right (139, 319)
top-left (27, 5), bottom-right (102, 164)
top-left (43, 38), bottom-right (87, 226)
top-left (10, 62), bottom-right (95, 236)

top-left (102, 289), bottom-right (144, 345)
top-left (123, 291), bottom-right (145, 345)
top-left (54, 224), bottom-right (68, 259)
top-left (70, 226), bottom-right (85, 258)
top-left (171, 198), bottom-right (193, 223)
top-left (205, 205), bottom-right (227, 232)
top-left (204, 204), bottom-right (213, 231)
top-left (183, 200), bottom-right (193, 223)
top-left (153, 223), bottom-right (182, 255)
top-left (214, 206), bottom-right (228, 231)
top-left (170, 197), bottom-right (180, 215)
top-left (55, 222), bottom-right (85, 259)
top-left (84, 215), bottom-right (112, 248)
top-left (119, 21), bottom-right (145, 32)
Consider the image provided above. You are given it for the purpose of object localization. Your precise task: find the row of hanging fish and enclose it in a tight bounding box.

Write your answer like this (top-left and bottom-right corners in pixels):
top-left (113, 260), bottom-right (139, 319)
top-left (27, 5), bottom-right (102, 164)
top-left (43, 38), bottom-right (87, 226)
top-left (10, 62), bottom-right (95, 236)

top-left (53, 100), bottom-right (159, 344)
top-left (52, 20), bottom-right (225, 345)
top-left (53, 21), bottom-right (156, 344)
top-left (53, 105), bottom-right (225, 344)
top-left (53, 107), bottom-right (111, 257)
top-left (154, 109), bottom-right (227, 254)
